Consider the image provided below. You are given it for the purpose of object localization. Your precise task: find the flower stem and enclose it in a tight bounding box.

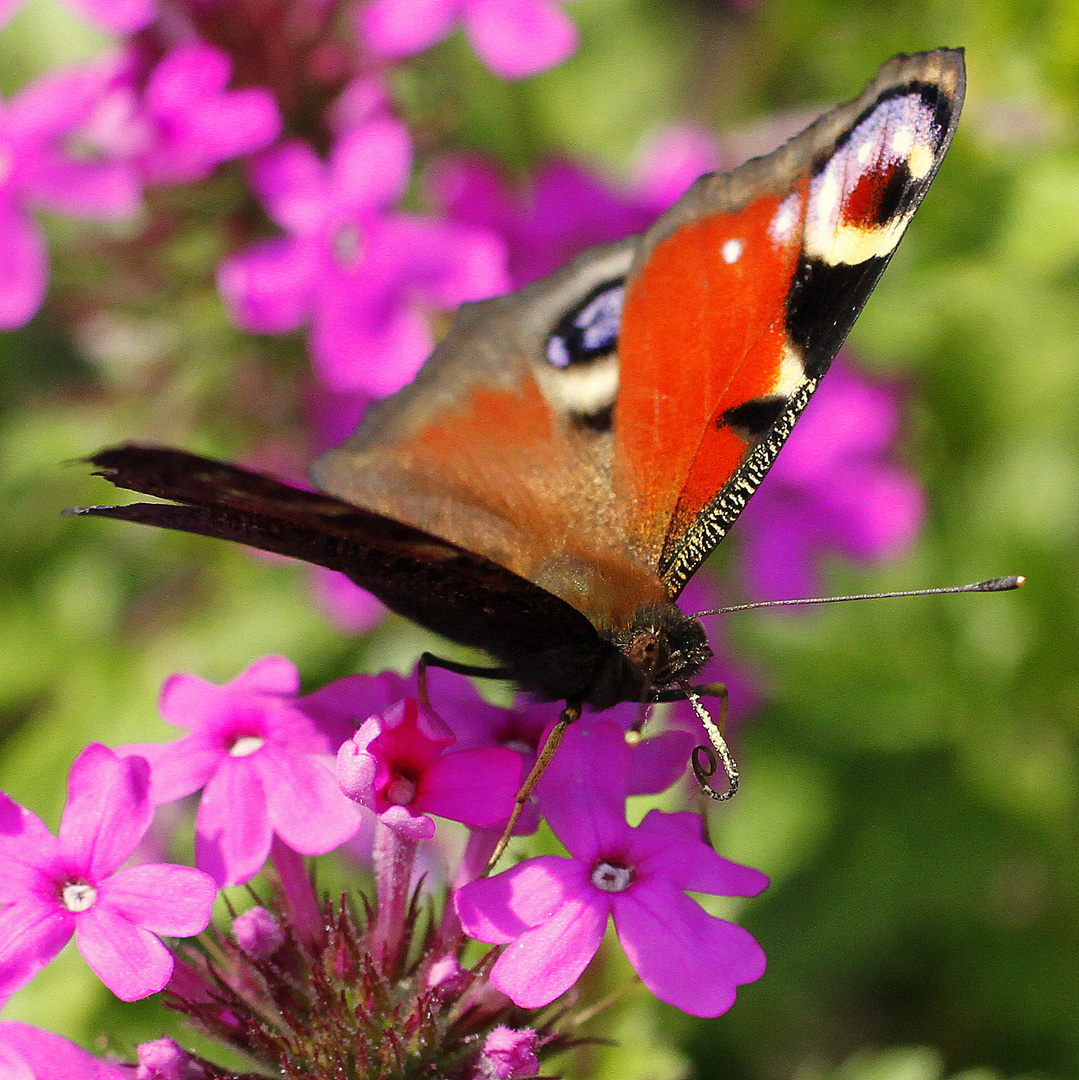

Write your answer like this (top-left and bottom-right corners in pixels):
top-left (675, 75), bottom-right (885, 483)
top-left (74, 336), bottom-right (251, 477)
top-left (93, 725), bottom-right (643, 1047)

top-left (373, 820), bottom-right (419, 973)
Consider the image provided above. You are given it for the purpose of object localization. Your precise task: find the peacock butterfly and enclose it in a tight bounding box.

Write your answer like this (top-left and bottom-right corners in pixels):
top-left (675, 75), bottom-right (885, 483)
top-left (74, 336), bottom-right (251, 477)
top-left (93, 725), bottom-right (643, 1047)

top-left (75, 50), bottom-right (966, 721)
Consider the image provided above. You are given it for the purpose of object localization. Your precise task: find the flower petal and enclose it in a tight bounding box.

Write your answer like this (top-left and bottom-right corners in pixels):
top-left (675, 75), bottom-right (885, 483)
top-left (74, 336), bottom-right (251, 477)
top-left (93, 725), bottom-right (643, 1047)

top-left (116, 736), bottom-right (220, 805)
top-left (464, 0), bottom-right (578, 79)
top-left (636, 810), bottom-right (769, 897)
top-left (416, 747), bottom-right (521, 827)
top-left (613, 878), bottom-right (766, 1017)
top-left (0, 900), bottom-right (72, 1007)
top-left (0, 1020), bottom-right (128, 1080)
top-left (100, 863), bottom-right (216, 937)
top-left (329, 119), bottom-right (412, 215)
top-left (0, 200), bottom-right (47, 330)
top-left (75, 903), bottom-right (175, 1001)
top-left (249, 140), bottom-right (328, 234)
top-left (258, 745), bottom-right (363, 855)
top-left (358, 0), bottom-right (458, 58)
top-left (195, 757), bottom-right (273, 886)
top-left (490, 887), bottom-right (607, 1008)
top-left (0, 792), bottom-right (59, 900)
top-left (58, 745), bottom-right (152, 880)
top-left (455, 855), bottom-right (580, 941)
top-left (218, 236), bottom-right (317, 334)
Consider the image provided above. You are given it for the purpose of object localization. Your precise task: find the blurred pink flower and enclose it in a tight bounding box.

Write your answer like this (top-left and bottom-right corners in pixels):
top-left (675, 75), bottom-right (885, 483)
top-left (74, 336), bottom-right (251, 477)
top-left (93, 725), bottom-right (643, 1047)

top-left (218, 118), bottom-right (509, 395)
top-left (0, 64), bottom-right (142, 328)
top-left (358, 0), bottom-right (579, 80)
top-left (737, 357), bottom-right (925, 602)
top-left (428, 125), bottom-right (719, 286)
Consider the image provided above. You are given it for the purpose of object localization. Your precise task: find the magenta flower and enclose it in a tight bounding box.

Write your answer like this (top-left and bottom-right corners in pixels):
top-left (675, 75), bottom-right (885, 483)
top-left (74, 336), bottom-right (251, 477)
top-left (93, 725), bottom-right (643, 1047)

top-left (0, 65), bottom-right (142, 328)
top-left (428, 125), bottom-right (718, 288)
top-left (336, 697), bottom-right (522, 839)
top-left (455, 720), bottom-right (767, 1016)
top-left (358, 0), bottom-right (579, 80)
top-left (736, 356), bottom-right (925, 602)
top-left (0, 744), bottom-right (216, 1005)
top-left (0, 0), bottom-right (153, 33)
top-left (0, 1021), bottom-right (129, 1079)
top-left (218, 118), bottom-right (509, 395)
top-left (118, 655), bottom-right (366, 887)
top-left (86, 43), bottom-right (281, 186)
top-left (471, 1026), bottom-right (539, 1079)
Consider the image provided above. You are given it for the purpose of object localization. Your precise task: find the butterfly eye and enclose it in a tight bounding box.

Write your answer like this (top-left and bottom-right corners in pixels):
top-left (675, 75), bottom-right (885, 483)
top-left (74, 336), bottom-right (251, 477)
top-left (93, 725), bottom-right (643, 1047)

top-left (546, 280), bottom-right (625, 368)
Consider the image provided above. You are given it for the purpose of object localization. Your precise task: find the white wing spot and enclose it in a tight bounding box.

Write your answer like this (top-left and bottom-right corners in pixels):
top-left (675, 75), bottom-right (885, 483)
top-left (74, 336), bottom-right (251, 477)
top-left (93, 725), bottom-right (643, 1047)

top-left (721, 238), bottom-right (744, 264)
top-left (769, 192), bottom-right (802, 246)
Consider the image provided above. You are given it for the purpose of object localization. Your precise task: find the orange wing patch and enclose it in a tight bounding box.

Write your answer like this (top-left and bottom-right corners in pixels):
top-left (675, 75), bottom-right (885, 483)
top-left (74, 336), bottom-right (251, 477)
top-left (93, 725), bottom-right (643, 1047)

top-left (615, 185), bottom-right (807, 566)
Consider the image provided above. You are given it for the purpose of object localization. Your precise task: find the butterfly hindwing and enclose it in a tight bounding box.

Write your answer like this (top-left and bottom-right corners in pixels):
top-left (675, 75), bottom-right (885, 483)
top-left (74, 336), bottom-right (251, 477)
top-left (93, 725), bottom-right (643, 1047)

top-left (78, 446), bottom-right (603, 674)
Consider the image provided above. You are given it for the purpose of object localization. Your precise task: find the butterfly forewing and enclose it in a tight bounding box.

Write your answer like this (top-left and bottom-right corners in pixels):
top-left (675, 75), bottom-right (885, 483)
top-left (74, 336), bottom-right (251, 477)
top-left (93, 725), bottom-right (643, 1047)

top-left (613, 49), bottom-right (965, 594)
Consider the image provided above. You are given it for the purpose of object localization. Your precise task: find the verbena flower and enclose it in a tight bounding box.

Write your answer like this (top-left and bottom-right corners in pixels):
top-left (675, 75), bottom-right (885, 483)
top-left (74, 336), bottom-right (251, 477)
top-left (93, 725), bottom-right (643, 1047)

top-left (0, 1020), bottom-right (129, 1078)
top-left (336, 695), bottom-right (523, 838)
top-left (456, 719), bottom-right (768, 1016)
top-left (0, 0), bottom-right (152, 33)
top-left (0, 65), bottom-right (141, 328)
top-left (218, 117), bottom-right (509, 396)
top-left (121, 41), bottom-right (282, 185)
top-left (427, 124), bottom-right (719, 286)
top-left (357, 0), bottom-right (579, 80)
top-left (118, 655), bottom-right (366, 886)
top-left (737, 356), bottom-right (925, 601)
top-left (0, 744), bottom-right (216, 1004)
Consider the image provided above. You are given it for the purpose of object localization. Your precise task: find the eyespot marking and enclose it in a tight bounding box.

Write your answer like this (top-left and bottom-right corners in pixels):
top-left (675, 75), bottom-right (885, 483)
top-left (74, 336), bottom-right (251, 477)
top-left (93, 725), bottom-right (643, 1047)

top-left (546, 279), bottom-right (625, 369)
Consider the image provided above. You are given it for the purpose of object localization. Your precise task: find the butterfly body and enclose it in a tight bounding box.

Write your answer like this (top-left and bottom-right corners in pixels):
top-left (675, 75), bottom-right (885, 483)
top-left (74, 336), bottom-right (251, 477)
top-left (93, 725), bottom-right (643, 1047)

top-left (78, 50), bottom-right (965, 711)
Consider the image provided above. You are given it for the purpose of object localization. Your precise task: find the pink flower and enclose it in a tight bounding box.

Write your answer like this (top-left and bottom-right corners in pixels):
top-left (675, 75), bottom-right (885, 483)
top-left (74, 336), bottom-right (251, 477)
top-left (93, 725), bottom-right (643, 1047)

top-left (87, 44), bottom-right (281, 186)
top-left (471, 1026), bottom-right (539, 1079)
top-left (218, 118), bottom-right (509, 395)
top-left (118, 656), bottom-right (367, 886)
top-left (0, 0), bottom-right (153, 33)
top-left (455, 720), bottom-right (767, 1016)
top-left (336, 697), bottom-right (523, 839)
top-left (0, 65), bottom-right (142, 328)
top-left (0, 745), bottom-right (216, 1005)
top-left (428, 125), bottom-right (719, 287)
top-left (358, 0), bottom-right (579, 80)
top-left (0, 1021), bottom-right (130, 1079)
top-left (737, 357), bottom-right (925, 602)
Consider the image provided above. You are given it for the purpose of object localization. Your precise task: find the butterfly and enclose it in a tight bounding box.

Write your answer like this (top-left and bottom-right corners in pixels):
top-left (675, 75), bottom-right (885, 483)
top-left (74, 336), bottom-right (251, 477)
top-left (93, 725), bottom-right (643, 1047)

top-left (77, 50), bottom-right (965, 730)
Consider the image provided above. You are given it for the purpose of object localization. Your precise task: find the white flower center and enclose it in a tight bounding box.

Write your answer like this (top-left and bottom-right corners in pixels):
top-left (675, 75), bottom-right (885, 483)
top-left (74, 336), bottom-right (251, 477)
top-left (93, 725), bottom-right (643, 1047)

top-left (385, 774), bottom-right (417, 806)
top-left (62, 881), bottom-right (97, 912)
top-left (591, 861), bottom-right (633, 893)
top-left (230, 735), bottom-right (265, 757)
top-left (332, 223), bottom-right (363, 266)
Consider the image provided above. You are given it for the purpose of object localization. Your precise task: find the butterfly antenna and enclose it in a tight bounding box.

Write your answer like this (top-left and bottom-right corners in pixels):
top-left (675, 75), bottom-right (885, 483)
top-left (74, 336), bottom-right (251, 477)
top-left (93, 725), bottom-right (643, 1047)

top-left (692, 575), bottom-right (1025, 617)
top-left (679, 683), bottom-right (739, 802)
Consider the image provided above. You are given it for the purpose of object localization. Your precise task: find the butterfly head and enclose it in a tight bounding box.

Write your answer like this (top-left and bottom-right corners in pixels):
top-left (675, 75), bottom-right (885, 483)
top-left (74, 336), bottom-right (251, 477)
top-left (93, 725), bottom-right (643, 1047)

top-left (606, 602), bottom-right (712, 702)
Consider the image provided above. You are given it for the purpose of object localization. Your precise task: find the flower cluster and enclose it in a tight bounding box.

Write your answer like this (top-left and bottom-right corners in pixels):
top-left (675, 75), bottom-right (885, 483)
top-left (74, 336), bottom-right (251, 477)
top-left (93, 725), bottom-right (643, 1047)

top-left (0, 657), bottom-right (769, 1075)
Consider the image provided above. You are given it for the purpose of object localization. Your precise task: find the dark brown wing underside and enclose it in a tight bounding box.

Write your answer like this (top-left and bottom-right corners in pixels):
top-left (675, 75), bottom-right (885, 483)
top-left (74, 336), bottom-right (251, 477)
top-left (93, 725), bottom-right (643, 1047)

top-left (75, 445), bottom-right (601, 669)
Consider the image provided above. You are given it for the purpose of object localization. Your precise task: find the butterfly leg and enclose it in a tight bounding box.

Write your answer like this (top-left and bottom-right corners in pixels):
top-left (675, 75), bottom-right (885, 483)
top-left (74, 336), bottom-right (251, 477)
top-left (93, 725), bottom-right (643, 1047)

top-left (418, 651), bottom-right (514, 683)
top-left (484, 700), bottom-right (582, 873)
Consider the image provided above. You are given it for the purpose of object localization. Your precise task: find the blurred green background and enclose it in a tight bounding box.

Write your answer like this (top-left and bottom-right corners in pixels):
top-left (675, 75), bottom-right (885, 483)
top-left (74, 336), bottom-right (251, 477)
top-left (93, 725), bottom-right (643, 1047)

top-left (1, 0), bottom-right (1077, 1078)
